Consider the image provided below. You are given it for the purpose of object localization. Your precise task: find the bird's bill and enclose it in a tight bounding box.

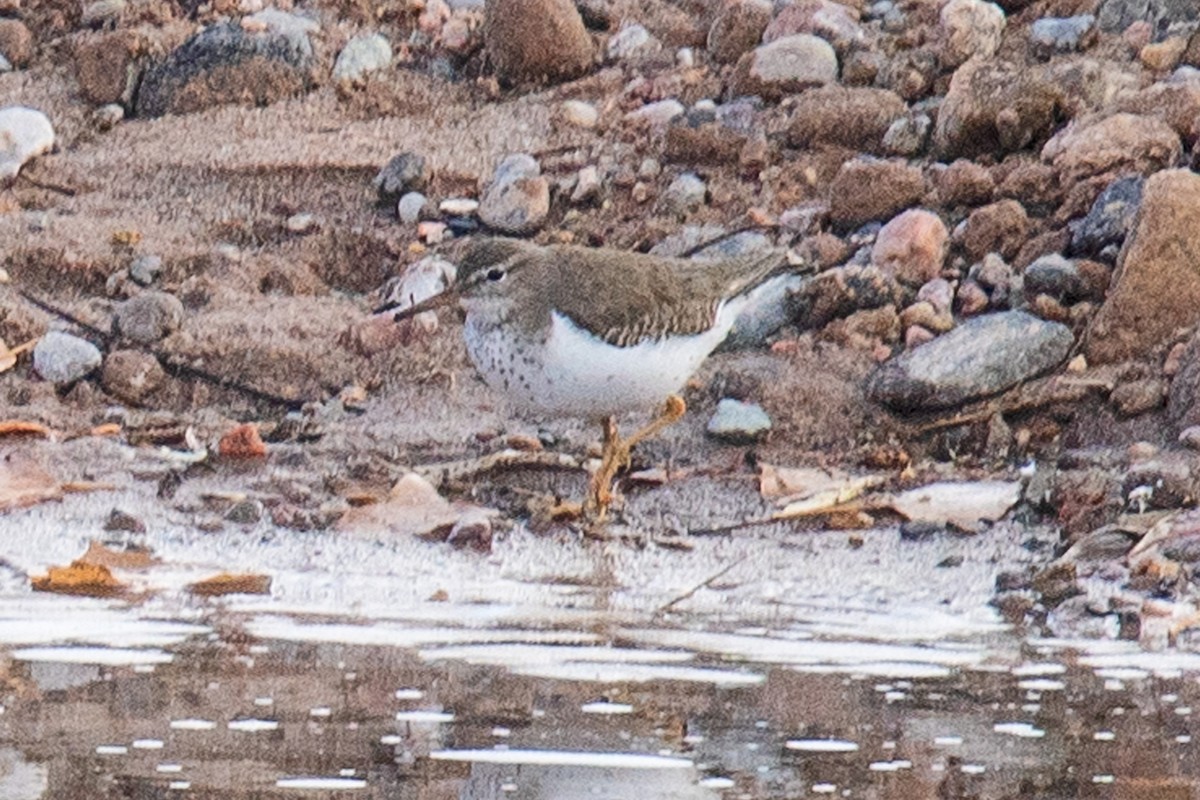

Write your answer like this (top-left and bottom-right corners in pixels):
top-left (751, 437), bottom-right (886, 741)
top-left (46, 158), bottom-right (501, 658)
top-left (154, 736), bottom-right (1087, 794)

top-left (375, 286), bottom-right (460, 322)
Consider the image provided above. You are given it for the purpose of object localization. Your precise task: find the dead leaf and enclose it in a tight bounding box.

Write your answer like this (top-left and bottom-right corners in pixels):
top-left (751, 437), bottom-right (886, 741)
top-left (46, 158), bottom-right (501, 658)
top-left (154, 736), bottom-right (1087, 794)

top-left (0, 455), bottom-right (62, 512)
top-left (338, 472), bottom-right (496, 540)
top-left (0, 337), bottom-right (35, 374)
top-left (32, 560), bottom-right (127, 597)
top-left (760, 463), bottom-right (886, 504)
top-left (79, 541), bottom-right (158, 570)
top-left (187, 572), bottom-right (272, 597)
top-left (218, 424), bottom-right (267, 458)
top-left (886, 480), bottom-right (1022, 532)
top-left (0, 420), bottom-right (52, 438)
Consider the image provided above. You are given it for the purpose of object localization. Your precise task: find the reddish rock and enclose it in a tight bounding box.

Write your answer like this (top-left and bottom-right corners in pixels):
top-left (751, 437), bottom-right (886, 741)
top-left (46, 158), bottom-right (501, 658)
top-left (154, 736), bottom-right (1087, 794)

top-left (219, 423), bottom-right (267, 459)
top-left (484, 0), bottom-right (594, 85)
top-left (74, 29), bottom-right (147, 106)
top-left (827, 158), bottom-right (925, 229)
top-left (871, 208), bottom-right (949, 287)
top-left (1012, 226), bottom-right (1070, 271)
top-left (1042, 113), bottom-right (1181, 183)
top-left (1114, 82), bottom-right (1200, 144)
top-left (958, 199), bottom-right (1030, 261)
top-left (707, 0), bottom-right (772, 64)
top-left (994, 159), bottom-right (1062, 210)
top-left (1139, 36), bottom-right (1186, 72)
top-left (1087, 170), bottom-right (1200, 364)
top-left (934, 58), bottom-right (1065, 159)
top-left (935, 159), bottom-right (994, 206)
top-left (0, 19), bottom-right (32, 68)
top-left (785, 86), bottom-right (907, 154)
top-left (955, 280), bottom-right (990, 315)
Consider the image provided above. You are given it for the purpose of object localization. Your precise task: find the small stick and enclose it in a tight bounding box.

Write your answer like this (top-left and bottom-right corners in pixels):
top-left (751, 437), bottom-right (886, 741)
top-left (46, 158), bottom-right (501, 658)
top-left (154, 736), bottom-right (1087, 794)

top-left (16, 172), bottom-right (78, 197)
top-left (655, 556), bottom-right (746, 615)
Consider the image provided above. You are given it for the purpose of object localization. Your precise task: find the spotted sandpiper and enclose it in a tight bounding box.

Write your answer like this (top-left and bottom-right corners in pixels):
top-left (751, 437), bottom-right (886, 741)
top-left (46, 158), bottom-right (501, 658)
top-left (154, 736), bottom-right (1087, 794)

top-left (385, 237), bottom-right (792, 519)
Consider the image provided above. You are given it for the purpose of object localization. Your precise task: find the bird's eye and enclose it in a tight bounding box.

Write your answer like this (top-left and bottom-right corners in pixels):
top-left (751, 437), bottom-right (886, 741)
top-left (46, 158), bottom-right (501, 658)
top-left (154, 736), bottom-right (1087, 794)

top-left (485, 267), bottom-right (506, 282)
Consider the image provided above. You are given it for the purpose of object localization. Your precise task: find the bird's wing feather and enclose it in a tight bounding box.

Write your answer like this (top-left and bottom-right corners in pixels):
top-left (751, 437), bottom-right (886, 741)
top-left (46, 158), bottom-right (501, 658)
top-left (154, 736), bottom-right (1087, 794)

top-left (541, 246), bottom-right (788, 347)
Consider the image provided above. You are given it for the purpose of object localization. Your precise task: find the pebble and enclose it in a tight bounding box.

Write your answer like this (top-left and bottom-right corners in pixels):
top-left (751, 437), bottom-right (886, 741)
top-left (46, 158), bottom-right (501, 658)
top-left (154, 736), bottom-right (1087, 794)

top-left (1111, 379), bottom-right (1166, 417)
top-left (33, 331), bottom-right (103, 385)
top-left (1141, 36), bottom-right (1187, 72)
top-left (706, 398), bottom-right (772, 443)
top-left (1180, 426), bottom-right (1200, 450)
top-left (882, 113), bottom-right (931, 156)
top-left (332, 31), bottom-right (392, 84)
top-left (939, 0), bottom-right (1005, 69)
top-left (730, 34), bottom-right (838, 101)
top-left (226, 500), bottom-right (264, 524)
top-left (397, 191), bottom-right (429, 224)
top-left (1088, 170), bottom-right (1200, 364)
top-left (707, 0), bottom-right (772, 64)
top-left (439, 197), bottom-right (479, 216)
top-left (374, 152), bottom-right (429, 206)
top-left (676, 48), bottom-right (694, 68)
top-left (92, 103), bottom-right (124, 131)
top-left (285, 213), bottom-right (317, 233)
top-left (1030, 15), bottom-right (1095, 55)
top-left (570, 165), bottom-right (601, 204)
top-left (955, 280), bottom-right (990, 316)
top-left (0, 19), bottom-right (32, 68)
top-left (866, 310), bottom-right (1074, 411)
top-left (624, 98), bottom-right (684, 127)
top-left (478, 153), bottom-right (550, 234)
top-left (560, 99), bottom-right (598, 128)
top-left (129, 254), bottom-right (164, 286)
top-left (115, 291), bottom-right (184, 344)
top-left (0, 54), bottom-right (10, 73)
top-left (484, 0), bottom-right (593, 85)
top-left (934, 160), bottom-right (992, 207)
top-left (871, 209), bottom-right (949, 287)
top-left (81, 0), bottom-right (125, 26)
top-left (101, 349), bottom-right (166, 405)
top-left (958, 199), bottom-right (1029, 261)
top-left (1023, 254), bottom-right (1089, 303)
top-left (1069, 174), bottom-right (1143, 260)
top-left (0, 105), bottom-right (54, 182)
top-left (661, 172), bottom-right (707, 214)
top-left (606, 22), bottom-right (659, 61)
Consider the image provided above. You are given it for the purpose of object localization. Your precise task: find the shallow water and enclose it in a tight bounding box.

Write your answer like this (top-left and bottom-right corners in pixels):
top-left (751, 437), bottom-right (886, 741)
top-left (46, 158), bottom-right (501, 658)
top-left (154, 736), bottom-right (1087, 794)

top-left (1, 595), bottom-right (1199, 799)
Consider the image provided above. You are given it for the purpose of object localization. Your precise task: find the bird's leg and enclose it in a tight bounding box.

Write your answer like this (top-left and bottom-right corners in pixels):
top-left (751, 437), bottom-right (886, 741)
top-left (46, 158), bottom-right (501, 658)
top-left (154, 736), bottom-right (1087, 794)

top-left (618, 395), bottom-right (687, 457)
top-left (584, 416), bottom-right (622, 521)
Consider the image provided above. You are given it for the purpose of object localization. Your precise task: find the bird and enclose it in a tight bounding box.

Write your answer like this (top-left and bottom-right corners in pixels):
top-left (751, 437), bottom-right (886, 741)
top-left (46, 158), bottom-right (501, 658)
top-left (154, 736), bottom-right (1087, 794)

top-left (384, 236), bottom-right (793, 521)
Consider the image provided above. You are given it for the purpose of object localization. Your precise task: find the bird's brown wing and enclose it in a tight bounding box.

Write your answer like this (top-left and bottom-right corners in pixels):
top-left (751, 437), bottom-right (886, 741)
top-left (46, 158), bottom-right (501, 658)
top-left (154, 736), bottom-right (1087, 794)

top-left (542, 245), bottom-right (788, 347)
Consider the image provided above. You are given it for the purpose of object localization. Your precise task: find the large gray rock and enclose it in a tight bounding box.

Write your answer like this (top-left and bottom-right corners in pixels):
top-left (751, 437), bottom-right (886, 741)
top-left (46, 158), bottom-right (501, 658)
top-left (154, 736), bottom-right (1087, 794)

top-left (137, 11), bottom-right (317, 117)
top-left (866, 311), bottom-right (1073, 410)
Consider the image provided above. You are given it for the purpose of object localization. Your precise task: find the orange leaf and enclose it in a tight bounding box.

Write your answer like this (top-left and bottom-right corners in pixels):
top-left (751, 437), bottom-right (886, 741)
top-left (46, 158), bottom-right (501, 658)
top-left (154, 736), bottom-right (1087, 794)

top-left (0, 420), bottom-right (52, 438)
top-left (32, 561), bottom-right (127, 597)
top-left (218, 424), bottom-right (267, 459)
top-left (187, 572), bottom-right (272, 596)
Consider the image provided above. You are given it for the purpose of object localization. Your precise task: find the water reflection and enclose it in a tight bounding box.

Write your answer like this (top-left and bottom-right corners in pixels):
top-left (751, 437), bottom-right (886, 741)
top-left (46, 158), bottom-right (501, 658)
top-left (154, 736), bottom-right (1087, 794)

top-left (1, 615), bottom-right (1200, 798)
